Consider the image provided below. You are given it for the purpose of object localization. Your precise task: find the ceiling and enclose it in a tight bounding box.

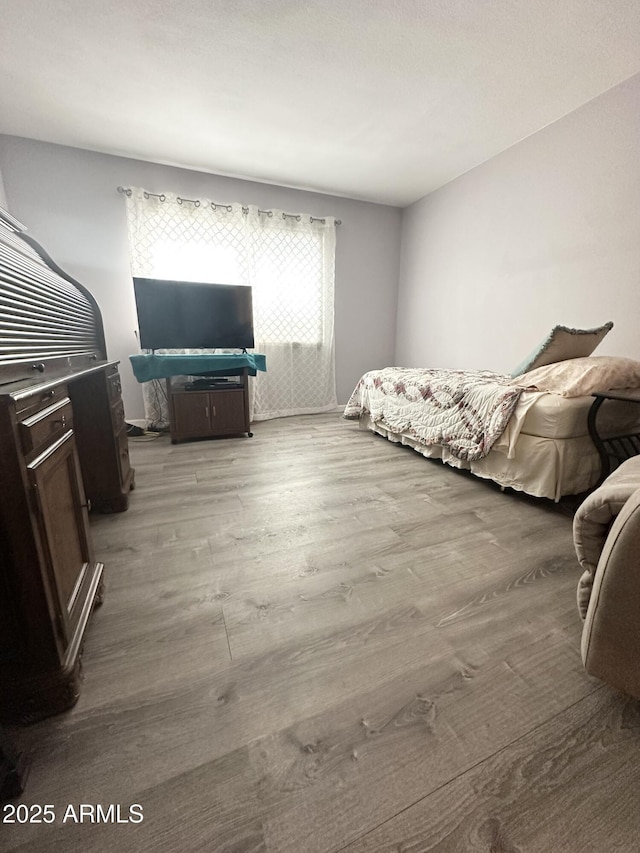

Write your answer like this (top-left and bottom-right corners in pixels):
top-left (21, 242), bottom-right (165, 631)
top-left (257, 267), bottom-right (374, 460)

top-left (2, 0), bottom-right (640, 207)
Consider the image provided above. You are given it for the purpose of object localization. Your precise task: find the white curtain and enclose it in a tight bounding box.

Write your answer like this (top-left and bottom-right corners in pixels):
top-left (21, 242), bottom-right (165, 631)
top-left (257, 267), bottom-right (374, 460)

top-left (123, 188), bottom-right (337, 425)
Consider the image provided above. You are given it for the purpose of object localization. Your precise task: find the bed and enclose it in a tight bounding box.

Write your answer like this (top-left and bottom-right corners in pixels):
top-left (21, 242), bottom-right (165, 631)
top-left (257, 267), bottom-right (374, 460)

top-left (343, 333), bottom-right (640, 501)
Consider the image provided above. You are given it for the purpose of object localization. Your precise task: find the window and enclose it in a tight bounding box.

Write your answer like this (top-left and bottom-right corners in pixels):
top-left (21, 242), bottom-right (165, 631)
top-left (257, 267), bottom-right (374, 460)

top-left (123, 188), bottom-right (338, 421)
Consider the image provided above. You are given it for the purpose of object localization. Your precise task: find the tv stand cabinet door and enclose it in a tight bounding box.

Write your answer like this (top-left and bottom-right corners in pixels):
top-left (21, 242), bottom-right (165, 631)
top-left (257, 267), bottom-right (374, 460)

top-left (209, 389), bottom-right (247, 436)
top-left (169, 391), bottom-right (213, 442)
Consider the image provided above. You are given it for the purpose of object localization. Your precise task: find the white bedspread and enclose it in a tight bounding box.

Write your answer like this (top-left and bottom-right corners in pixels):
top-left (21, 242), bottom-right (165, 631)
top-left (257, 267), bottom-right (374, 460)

top-left (343, 367), bottom-right (523, 462)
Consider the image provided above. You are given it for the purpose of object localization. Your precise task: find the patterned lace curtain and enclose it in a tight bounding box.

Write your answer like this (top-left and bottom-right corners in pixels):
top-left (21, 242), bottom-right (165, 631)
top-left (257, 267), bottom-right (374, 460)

top-left (123, 188), bottom-right (337, 426)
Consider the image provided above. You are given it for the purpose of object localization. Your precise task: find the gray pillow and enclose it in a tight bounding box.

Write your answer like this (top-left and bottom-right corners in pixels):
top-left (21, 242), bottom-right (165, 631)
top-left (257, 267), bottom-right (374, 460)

top-left (511, 321), bottom-right (613, 377)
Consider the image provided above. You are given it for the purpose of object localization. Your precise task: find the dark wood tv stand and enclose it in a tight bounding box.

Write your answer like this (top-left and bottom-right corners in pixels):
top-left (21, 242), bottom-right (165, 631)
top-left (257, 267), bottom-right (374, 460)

top-left (129, 352), bottom-right (266, 444)
top-left (167, 369), bottom-right (253, 443)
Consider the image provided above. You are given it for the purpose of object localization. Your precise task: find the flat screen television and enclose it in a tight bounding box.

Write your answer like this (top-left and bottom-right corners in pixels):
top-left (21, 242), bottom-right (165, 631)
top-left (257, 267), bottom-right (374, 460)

top-left (133, 278), bottom-right (254, 351)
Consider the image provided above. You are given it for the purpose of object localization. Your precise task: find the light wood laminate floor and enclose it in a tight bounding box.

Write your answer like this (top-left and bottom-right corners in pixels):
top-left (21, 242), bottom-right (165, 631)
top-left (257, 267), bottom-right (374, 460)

top-left (4, 413), bottom-right (639, 852)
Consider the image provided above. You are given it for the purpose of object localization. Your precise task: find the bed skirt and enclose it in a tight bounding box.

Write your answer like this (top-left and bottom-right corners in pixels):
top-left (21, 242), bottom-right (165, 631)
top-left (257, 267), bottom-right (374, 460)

top-left (357, 413), bottom-right (600, 502)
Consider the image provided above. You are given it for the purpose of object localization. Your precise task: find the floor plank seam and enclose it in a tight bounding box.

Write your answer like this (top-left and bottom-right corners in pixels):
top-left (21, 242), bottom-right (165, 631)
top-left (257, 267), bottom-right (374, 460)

top-left (221, 605), bottom-right (233, 661)
top-left (333, 684), bottom-right (606, 853)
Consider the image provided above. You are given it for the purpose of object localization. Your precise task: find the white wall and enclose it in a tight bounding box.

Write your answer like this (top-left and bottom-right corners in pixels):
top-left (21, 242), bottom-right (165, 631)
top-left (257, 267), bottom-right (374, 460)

top-left (397, 73), bottom-right (640, 373)
top-left (0, 137), bottom-right (401, 418)
top-left (0, 168), bottom-right (7, 210)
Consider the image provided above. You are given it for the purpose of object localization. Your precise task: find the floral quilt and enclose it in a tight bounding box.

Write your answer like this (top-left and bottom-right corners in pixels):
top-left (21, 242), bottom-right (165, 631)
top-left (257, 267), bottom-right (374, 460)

top-left (343, 367), bottom-right (524, 462)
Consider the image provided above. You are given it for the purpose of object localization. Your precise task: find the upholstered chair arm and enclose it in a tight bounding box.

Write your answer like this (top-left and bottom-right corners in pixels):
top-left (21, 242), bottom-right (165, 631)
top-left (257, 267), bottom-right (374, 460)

top-left (573, 456), bottom-right (640, 618)
top-left (581, 486), bottom-right (640, 699)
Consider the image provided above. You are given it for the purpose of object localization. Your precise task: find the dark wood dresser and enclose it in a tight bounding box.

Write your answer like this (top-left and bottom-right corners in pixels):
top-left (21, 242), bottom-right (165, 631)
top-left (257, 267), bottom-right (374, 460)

top-left (0, 205), bottom-right (134, 723)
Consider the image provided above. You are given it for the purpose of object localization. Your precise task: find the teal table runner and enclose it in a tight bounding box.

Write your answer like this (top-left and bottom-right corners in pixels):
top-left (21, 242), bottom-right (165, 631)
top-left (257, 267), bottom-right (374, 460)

top-left (129, 353), bottom-right (267, 383)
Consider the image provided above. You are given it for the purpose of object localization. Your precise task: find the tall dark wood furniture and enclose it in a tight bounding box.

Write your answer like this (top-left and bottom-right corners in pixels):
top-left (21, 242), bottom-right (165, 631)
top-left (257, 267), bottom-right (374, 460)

top-left (0, 206), bottom-right (134, 723)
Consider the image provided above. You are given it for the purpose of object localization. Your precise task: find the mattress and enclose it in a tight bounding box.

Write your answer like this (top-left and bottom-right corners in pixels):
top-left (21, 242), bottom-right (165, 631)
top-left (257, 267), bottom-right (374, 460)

top-left (491, 391), bottom-right (592, 463)
top-left (518, 392), bottom-right (592, 438)
top-left (502, 390), bottom-right (640, 450)
top-left (470, 391), bottom-right (601, 499)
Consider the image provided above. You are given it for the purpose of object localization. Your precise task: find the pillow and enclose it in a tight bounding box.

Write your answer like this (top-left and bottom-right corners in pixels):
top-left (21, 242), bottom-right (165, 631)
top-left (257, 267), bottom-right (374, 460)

top-left (510, 356), bottom-right (640, 397)
top-left (510, 321), bottom-right (613, 377)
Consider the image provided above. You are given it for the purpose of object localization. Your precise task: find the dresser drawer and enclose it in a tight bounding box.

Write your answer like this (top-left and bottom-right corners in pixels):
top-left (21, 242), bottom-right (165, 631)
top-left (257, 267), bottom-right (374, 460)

top-left (107, 370), bottom-right (123, 403)
top-left (15, 384), bottom-right (70, 419)
top-left (19, 398), bottom-right (73, 455)
top-left (116, 425), bottom-right (131, 482)
top-left (111, 397), bottom-right (126, 432)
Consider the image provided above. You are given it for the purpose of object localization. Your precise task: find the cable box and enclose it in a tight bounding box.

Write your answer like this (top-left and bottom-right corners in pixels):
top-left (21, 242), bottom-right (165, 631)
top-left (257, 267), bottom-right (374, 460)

top-left (185, 379), bottom-right (243, 390)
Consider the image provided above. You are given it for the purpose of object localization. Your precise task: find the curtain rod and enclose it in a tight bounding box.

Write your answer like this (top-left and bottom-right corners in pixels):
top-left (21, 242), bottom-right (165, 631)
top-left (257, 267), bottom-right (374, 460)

top-left (117, 186), bottom-right (341, 226)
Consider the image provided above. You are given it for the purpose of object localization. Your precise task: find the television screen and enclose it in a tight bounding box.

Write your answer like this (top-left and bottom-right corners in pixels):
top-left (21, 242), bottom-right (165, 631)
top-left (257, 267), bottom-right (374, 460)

top-left (133, 278), bottom-right (254, 350)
